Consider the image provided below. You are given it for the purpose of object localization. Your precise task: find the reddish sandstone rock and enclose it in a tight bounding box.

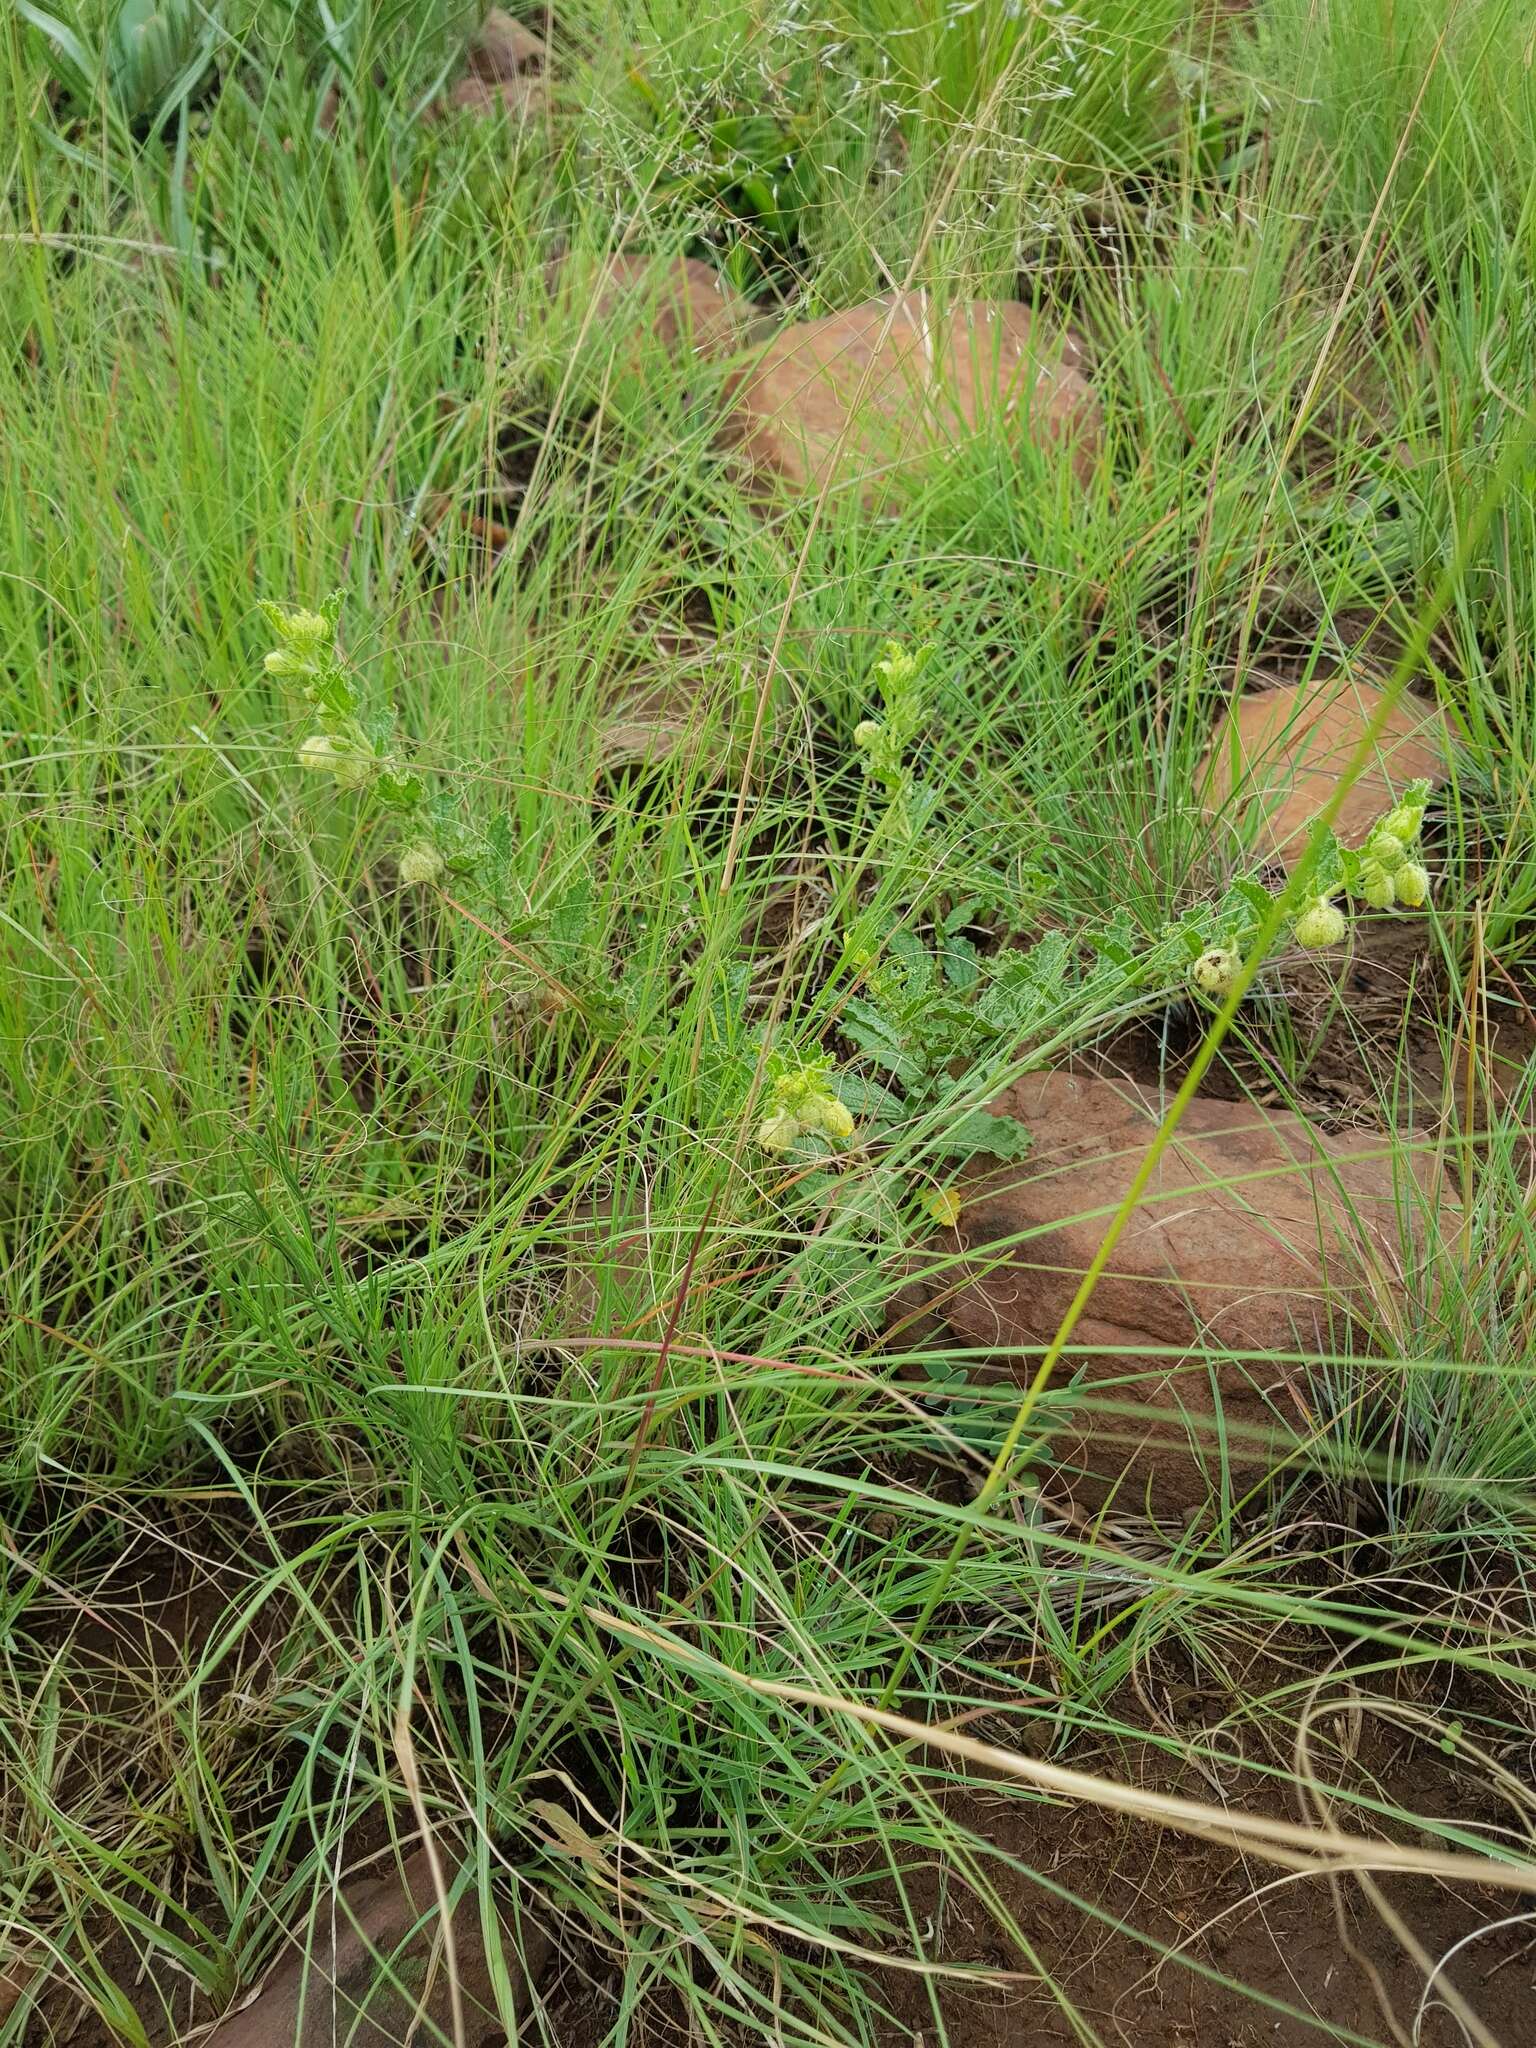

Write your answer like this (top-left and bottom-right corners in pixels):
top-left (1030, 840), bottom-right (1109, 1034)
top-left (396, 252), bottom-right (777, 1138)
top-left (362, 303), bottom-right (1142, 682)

top-left (425, 9), bottom-right (547, 123)
top-left (204, 1847), bottom-right (549, 2048)
top-left (549, 253), bottom-right (750, 372)
top-left (1201, 676), bottom-right (1447, 863)
top-left (469, 7), bottom-right (546, 78)
top-left (898, 1071), bottom-right (1443, 1515)
top-left (586, 254), bottom-right (748, 359)
top-left (444, 70), bottom-right (545, 120)
top-left (724, 294), bottom-right (1100, 506)
top-left (328, 14), bottom-right (546, 137)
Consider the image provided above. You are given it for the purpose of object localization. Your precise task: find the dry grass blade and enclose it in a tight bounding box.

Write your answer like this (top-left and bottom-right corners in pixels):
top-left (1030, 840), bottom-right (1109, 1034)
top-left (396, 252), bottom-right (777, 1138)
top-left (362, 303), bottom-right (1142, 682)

top-left (581, 1600), bottom-right (1536, 1894)
top-left (745, 1675), bottom-right (1536, 1893)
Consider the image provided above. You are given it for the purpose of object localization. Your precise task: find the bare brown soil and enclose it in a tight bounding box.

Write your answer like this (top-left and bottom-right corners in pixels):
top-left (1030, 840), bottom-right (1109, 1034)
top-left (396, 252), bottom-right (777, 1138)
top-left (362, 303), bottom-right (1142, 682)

top-left (542, 1739), bottom-right (1536, 2048)
top-left (866, 1745), bottom-right (1535, 2047)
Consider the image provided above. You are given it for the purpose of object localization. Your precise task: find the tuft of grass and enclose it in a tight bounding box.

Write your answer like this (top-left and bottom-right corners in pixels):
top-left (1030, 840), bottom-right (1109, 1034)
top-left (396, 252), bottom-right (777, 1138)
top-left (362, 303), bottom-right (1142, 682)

top-left (1244, 0), bottom-right (1536, 265)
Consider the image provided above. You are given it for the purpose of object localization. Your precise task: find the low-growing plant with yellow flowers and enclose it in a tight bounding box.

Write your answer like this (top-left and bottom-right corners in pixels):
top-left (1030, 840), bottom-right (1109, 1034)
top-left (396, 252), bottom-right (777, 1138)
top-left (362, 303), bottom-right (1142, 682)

top-left (263, 605), bottom-right (1439, 1194)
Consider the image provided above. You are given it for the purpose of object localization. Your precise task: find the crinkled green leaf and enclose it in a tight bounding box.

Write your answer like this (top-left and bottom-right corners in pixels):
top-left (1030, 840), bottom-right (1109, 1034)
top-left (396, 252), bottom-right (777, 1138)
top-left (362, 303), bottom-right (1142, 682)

top-left (939, 927), bottom-right (980, 990)
top-left (835, 1074), bottom-right (906, 1125)
top-left (841, 997), bottom-right (924, 1087)
top-left (928, 1109), bottom-right (1032, 1163)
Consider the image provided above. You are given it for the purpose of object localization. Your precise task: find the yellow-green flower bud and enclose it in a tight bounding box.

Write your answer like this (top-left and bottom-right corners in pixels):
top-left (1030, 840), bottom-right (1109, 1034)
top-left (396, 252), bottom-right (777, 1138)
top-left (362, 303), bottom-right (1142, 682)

top-left (811, 1095), bottom-right (855, 1141)
top-left (853, 720), bottom-right (883, 749)
top-left (398, 843), bottom-right (446, 886)
top-left (1190, 947), bottom-right (1241, 999)
top-left (1293, 897), bottom-right (1347, 950)
top-left (1395, 860), bottom-right (1430, 909)
top-left (1380, 799), bottom-right (1427, 846)
top-left (333, 753), bottom-right (375, 791)
top-left (265, 647), bottom-right (316, 678)
top-left (758, 1063), bottom-right (855, 1149)
top-left (1367, 831), bottom-right (1406, 874)
top-left (874, 642), bottom-right (919, 689)
top-left (757, 1107), bottom-right (802, 1153)
top-left (260, 602), bottom-right (333, 665)
top-left (1359, 860), bottom-right (1396, 911)
top-left (298, 734), bottom-right (373, 790)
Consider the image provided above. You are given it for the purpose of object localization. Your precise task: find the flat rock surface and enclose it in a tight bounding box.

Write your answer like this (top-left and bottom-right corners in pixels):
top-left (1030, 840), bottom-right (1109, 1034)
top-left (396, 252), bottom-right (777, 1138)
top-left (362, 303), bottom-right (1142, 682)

top-left (725, 294), bottom-right (1101, 506)
top-left (442, 71), bottom-right (545, 120)
top-left (1201, 675), bottom-right (1447, 861)
top-left (469, 7), bottom-right (546, 76)
top-left (203, 1847), bottom-right (550, 2048)
top-left (549, 253), bottom-right (751, 374)
top-left (896, 1071), bottom-right (1444, 1513)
